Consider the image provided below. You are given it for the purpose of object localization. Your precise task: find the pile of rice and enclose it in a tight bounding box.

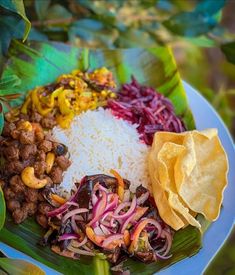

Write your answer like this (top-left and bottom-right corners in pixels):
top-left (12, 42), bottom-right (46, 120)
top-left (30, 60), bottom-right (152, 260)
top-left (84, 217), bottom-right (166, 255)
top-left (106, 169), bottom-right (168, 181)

top-left (52, 108), bottom-right (150, 192)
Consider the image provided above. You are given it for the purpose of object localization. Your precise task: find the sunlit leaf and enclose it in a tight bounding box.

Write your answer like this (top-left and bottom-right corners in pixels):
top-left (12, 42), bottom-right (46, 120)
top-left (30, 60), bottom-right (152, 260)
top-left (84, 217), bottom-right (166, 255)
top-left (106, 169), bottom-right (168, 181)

top-left (0, 258), bottom-right (45, 275)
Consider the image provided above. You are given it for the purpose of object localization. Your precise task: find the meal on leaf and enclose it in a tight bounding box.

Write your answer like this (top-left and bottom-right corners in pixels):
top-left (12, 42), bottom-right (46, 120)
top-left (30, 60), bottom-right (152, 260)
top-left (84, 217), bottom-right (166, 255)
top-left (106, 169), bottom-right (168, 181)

top-left (0, 67), bottom-right (228, 273)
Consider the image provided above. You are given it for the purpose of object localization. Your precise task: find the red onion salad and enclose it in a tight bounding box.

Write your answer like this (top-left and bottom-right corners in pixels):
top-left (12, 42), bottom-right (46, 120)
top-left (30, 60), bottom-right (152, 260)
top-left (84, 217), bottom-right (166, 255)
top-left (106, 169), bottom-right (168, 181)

top-left (43, 174), bottom-right (173, 264)
top-left (107, 77), bottom-right (186, 145)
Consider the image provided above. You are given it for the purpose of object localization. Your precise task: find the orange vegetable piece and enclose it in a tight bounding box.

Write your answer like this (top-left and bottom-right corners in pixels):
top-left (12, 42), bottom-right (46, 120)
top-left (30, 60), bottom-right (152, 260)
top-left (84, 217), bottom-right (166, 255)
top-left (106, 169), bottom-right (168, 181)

top-left (129, 218), bottom-right (152, 253)
top-left (50, 194), bottom-right (66, 205)
top-left (86, 227), bottom-right (105, 247)
top-left (123, 230), bottom-right (130, 247)
top-left (110, 169), bottom-right (124, 201)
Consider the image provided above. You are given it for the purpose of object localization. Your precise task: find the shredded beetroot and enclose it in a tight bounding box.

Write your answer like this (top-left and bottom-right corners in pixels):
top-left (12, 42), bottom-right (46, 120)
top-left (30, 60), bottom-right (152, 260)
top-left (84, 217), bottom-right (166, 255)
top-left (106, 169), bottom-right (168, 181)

top-left (107, 77), bottom-right (186, 145)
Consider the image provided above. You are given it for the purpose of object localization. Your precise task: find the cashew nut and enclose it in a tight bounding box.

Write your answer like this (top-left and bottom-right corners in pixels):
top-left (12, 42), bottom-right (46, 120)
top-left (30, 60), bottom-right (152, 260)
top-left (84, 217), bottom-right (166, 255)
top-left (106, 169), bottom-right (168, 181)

top-left (17, 121), bottom-right (33, 131)
top-left (46, 152), bottom-right (55, 174)
top-left (21, 167), bottom-right (48, 189)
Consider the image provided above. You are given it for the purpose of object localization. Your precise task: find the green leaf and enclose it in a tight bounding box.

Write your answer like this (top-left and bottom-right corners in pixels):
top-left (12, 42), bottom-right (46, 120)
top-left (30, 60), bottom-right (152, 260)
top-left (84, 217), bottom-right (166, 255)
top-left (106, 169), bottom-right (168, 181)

top-left (221, 41), bottom-right (235, 65)
top-left (45, 4), bottom-right (72, 21)
top-left (163, 11), bottom-right (217, 37)
top-left (0, 41), bottom-right (197, 274)
top-left (0, 14), bottom-right (24, 55)
top-left (0, 75), bottom-right (21, 91)
top-left (35, 0), bottom-right (51, 21)
top-left (27, 28), bottom-right (49, 42)
top-left (0, 258), bottom-right (45, 275)
top-left (163, 0), bottom-right (227, 37)
top-left (194, 0), bottom-right (227, 15)
top-left (114, 29), bottom-right (158, 48)
top-left (0, 0), bottom-right (31, 42)
top-left (0, 185), bottom-right (5, 231)
top-left (69, 19), bottom-right (117, 48)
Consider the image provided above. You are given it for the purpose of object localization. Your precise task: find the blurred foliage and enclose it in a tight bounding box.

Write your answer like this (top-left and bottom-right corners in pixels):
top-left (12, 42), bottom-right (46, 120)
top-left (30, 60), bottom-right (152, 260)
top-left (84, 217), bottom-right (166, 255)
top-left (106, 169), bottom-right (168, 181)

top-left (0, 0), bottom-right (234, 136)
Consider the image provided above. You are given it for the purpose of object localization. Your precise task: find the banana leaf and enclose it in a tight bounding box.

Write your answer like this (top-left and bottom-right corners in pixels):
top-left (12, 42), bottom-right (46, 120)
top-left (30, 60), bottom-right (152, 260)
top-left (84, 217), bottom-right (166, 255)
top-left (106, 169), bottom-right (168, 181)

top-left (0, 187), bottom-right (5, 231)
top-left (0, 40), bottom-right (201, 274)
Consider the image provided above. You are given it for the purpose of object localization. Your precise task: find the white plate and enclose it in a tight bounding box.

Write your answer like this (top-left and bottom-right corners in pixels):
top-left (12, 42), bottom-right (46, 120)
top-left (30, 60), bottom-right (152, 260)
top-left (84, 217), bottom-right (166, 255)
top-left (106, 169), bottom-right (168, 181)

top-left (0, 82), bottom-right (235, 275)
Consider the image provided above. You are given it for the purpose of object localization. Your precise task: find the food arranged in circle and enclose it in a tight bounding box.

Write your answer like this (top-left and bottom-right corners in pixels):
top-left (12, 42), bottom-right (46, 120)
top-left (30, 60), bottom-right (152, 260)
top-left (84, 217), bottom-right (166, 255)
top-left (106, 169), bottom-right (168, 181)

top-left (0, 67), bottom-right (228, 273)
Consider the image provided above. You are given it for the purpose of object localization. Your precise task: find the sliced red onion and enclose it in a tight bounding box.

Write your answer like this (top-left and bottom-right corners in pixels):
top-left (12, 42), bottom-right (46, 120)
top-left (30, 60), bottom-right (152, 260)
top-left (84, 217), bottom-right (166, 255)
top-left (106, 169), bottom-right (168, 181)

top-left (131, 218), bottom-right (162, 241)
top-left (74, 215), bottom-right (84, 221)
top-left (71, 216), bottom-right (79, 234)
top-left (123, 190), bottom-right (130, 202)
top-left (89, 191), bottom-right (107, 226)
top-left (94, 226), bottom-right (105, 236)
top-left (101, 211), bottom-right (112, 222)
top-left (66, 202), bottom-right (79, 207)
top-left (48, 188), bottom-right (82, 217)
top-left (110, 217), bottom-right (117, 228)
top-left (83, 245), bottom-right (92, 252)
top-left (154, 240), bottom-right (168, 254)
top-left (102, 234), bottom-right (124, 249)
top-left (92, 193), bottom-right (98, 206)
top-left (62, 208), bottom-right (89, 222)
top-left (105, 194), bottom-right (119, 212)
top-left (67, 245), bottom-right (95, 256)
top-left (160, 230), bottom-right (172, 256)
top-left (47, 203), bottom-right (69, 217)
top-left (100, 224), bottom-right (112, 235)
top-left (56, 214), bottom-right (62, 220)
top-left (98, 184), bottom-right (109, 193)
top-left (101, 220), bottom-right (110, 227)
top-left (113, 202), bottom-right (131, 216)
top-left (71, 237), bottom-right (88, 248)
top-left (120, 212), bottom-right (136, 233)
top-left (58, 233), bottom-right (80, 242)
top-left (137, 191), bottom-right (149, 205)
top-left (112, 196), bottom-right (137, 220)
top-left (155, 253), bottom-right (172, 260)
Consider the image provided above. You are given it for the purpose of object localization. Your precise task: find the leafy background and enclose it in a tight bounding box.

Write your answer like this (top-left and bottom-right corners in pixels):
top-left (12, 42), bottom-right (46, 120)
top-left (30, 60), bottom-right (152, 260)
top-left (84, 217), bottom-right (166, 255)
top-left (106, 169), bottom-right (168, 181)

top-left (0, 0), bottom-right (234, 274)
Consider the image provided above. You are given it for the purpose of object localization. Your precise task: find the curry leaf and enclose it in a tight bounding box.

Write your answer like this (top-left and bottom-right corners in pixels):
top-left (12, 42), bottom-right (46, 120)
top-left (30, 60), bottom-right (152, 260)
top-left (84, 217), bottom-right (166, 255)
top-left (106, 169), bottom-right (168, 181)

top-left (221, 41), bottom-right (235, 65)
top-left (0, 258), bottom-right (45, 275)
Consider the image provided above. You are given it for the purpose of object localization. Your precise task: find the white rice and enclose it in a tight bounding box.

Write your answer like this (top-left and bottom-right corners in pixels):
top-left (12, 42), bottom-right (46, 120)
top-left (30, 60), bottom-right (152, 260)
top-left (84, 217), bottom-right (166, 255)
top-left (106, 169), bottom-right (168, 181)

top-left (52, 108), bottom-right (150, 192)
